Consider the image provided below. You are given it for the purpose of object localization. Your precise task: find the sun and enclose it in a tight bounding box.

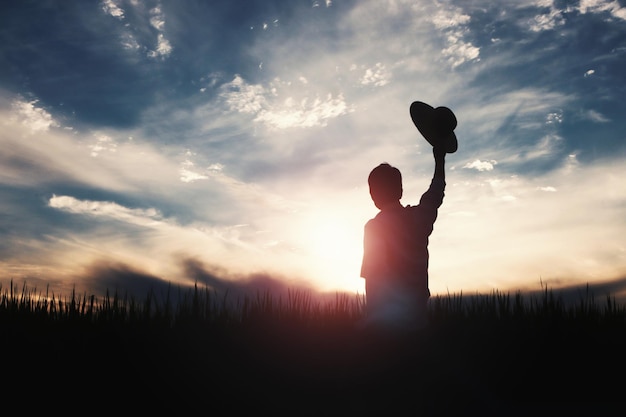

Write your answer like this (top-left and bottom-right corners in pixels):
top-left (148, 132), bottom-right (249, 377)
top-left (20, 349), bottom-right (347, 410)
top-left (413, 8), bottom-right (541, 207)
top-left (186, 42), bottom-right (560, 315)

top-left (297, 208), bottom-right (365, 294)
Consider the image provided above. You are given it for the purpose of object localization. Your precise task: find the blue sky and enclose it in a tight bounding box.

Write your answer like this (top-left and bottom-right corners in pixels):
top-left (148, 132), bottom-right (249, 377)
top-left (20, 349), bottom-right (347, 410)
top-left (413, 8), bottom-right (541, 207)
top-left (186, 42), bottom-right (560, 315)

top-left (1, 0), bottom-right (625, 301)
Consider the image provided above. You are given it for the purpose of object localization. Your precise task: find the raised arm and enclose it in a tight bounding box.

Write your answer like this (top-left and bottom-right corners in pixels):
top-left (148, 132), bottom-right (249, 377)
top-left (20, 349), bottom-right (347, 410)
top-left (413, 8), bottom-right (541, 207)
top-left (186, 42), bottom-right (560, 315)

top-left (417, 146), bottom-right (446, 210)
top-left (433, 146), bottom-right (446, 182)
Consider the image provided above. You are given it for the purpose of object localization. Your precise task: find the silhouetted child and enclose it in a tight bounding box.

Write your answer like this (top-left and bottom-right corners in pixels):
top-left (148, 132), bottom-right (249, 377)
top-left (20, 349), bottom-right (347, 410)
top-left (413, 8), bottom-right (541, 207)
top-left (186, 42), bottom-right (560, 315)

top-left (360, 101), bottom-right (456, 331)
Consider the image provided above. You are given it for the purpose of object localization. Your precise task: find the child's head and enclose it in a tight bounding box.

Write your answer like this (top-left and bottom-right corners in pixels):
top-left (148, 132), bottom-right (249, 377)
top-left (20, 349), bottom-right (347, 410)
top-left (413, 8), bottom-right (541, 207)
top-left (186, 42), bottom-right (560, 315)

top-left (368, 163), bottom-right (403, 209)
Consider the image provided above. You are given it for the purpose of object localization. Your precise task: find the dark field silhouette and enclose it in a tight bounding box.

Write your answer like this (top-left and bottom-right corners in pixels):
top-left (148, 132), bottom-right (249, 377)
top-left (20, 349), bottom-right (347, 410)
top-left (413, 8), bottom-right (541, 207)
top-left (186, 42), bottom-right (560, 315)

top-left (2, 282), bottom-right (625, 416)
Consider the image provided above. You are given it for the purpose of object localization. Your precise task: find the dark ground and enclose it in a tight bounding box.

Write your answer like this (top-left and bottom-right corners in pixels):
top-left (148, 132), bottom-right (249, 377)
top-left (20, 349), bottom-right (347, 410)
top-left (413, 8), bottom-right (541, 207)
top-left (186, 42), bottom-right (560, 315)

top-left (4, 316), bottom-right (625, 416)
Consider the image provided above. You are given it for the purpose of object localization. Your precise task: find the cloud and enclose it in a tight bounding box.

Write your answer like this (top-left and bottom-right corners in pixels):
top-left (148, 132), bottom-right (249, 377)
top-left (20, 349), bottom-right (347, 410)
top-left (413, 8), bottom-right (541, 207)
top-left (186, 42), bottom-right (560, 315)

top-left (526, 5), bottom-right (566, 32)
top-left (583, 109), bottom-right (610, 123)
top-left (180, 257), bottom-right (320, 301)
top-left (312, 0), bottom-right (333, 7)
top-left (525, 134), bottom-right (563, 160)
top-left (538, 186), bottom-right (557, 192)
top-left (220, 75), bottom-right (352, 129)
top-left (79, 260), bottom-right (169, 299)
top-left (1, 104), bottom-right (180, 191)
top-left (360, 63), bottom-right (391, 87)
top-left (100, 0), bottom-right (172, 59)
top-left (146, 5), bottom-right (173, 59)
top-left (546, 111), bottom-right (563, 124)
top-left (10, 99), bottom-right (59, 132)
top-left (579, 0), bottom-right (626, 21)
top-left (120, 33), bottom-right (141, 51)
top-left (62, 256), bottom-right (345, 309)
top-left (89, 134), bottom-right (118, 157)
top-left (179, 162), bottom-right (209, 183)
top-left (149, 33), bottom-right (173, 59)
top-left (461, 88), bottom-right (571, 134)
top-left (522, 0), bottom-right (626, 34)
top-left (49, 195), bottom-right (163, 226)
top-left (220, 75), bottom-right (267, 113)
top-left (78, 258), bottom-right (323, 306)
top-left (149, 6), bottom-right (166, 31)
top-left (464, 159), bottom-right (497, 171)
top-left (101, 0), bottom-right (125, 20)
top-left (256, 93), bottom-right (350, 129)
top-left (432, 6), bottom-right (480, 67)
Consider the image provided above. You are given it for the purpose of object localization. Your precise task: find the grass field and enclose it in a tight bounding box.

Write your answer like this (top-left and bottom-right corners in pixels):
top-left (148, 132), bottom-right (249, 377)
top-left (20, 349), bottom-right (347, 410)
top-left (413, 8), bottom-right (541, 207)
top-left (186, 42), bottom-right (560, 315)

top-left (2, 281), bottom-right (625, 416)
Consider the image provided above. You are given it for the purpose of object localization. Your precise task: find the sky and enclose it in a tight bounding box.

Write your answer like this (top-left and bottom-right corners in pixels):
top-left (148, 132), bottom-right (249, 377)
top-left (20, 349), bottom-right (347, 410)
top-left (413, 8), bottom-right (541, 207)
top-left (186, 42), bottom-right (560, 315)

top-left (1, 0), bottom-right (625, 303)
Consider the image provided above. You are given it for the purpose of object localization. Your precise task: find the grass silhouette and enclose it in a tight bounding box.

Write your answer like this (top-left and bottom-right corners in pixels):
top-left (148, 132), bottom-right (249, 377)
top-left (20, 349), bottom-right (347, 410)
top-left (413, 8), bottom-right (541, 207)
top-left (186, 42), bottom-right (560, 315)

top-left (1, 280), bottom-right (625, 415)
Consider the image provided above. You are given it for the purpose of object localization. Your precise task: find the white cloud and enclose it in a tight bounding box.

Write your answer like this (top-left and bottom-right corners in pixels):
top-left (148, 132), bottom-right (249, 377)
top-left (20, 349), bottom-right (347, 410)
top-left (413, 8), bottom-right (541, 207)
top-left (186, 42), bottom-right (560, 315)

top-left (149, 6), bottom-right (166, 30)
top-left (525, 0), bottom-right (626, 33)
top-left (10, 99), bottom-right (59, 132)
top-left (432, 7), bottom-right (480, 68)
top-left (546, 111), bottom-right (563, 124)
top-left (101, 0), bottom-right (124, 20)
top-left (49, 195), bottom-right (162, 226)
top-left (562, 154), bottom-right (580, 174)
top-left (538, 186), bottom-right (557, 192)
top-left (312, 0), bottom-right (333, 7)
top-left (464, 159), bottom-right (497, 171)
top-left (121, 33), bottom-right (140, 51)
top-left (150, 33), bottom-right (173, 58)
top-left (453, 88), bottom-right (572, 153)
top-left (90, 134), bottom-right (118, 157)
top-left (432, 8), bottom-right (471, 29)
top-left (360, 63), bottom-right (391, 87)
top-left (584, 109), bottom-right (610, 123)
top-left (179, 158), bottom-right (217, 183)
top-left (101, 1), bottom-right (172, 59)
top-left (146, 6), bottom-right (172, 59)
top-left (180, 169), bottom-right (208, 184)
top-left (579, 0), bottom-right (626, 21)
top-left (255, 94), bottom-right (350, 129)
top-left (527, 7), bottom-right (565, 32)
top-left (220, 75), bottom-right (352, 129)
top-left (1, 102), bottom-right (184, 191)
top-left (527, 134), bottom-right (563, 159)
top-left (442, 37), bottom-right (480, 68)
top-left (220, 75), bottom-right (267, 114)
top-left (207, 163), bottom-right (224, 172)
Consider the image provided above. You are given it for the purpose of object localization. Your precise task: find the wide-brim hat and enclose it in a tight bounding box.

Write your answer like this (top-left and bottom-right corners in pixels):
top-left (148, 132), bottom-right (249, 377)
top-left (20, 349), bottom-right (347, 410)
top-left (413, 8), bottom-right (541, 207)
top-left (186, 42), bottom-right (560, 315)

top-left (410, 101), bottom-right (458, 153)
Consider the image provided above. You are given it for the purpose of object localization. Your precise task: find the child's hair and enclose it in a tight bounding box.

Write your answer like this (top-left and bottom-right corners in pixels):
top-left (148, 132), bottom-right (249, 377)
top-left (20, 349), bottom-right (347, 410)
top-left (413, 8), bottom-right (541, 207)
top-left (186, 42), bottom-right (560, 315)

top-left (368, 163), bottom-right (403, 204)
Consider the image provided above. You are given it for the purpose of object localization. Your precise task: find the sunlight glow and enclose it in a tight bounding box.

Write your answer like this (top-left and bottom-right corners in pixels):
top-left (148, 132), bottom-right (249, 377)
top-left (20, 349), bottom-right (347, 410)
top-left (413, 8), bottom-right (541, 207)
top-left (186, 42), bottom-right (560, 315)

top-left (298, 209), bottom-right (365, 294)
